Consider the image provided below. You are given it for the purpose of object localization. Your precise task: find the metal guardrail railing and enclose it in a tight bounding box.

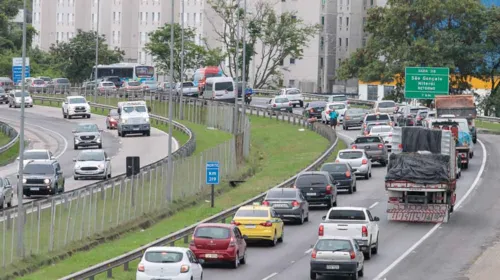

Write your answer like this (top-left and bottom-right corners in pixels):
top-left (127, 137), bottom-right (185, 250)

top-left (60, 100), bottom-right (339, 280)
top-left (0, 122), bottom-right (19, 154)
top-left (252, 89), bottom-right (375, 107)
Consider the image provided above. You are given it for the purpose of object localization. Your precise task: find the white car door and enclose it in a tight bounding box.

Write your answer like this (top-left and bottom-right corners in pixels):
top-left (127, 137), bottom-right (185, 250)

top-left (187, 250), bottom-right (203, 279)
top-left (366, 210), bottom-right (379, 244)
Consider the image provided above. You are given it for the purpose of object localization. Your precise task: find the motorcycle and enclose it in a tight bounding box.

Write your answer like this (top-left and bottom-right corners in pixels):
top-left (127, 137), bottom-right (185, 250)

top-left (244, 94), bottom-right (252, 105)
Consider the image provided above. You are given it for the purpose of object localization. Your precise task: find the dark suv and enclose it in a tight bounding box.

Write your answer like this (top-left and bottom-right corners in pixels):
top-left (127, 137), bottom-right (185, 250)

top-left (22, 160), bottom-right (65, 197)
top-left (293, 171), bottom-right (337, 208)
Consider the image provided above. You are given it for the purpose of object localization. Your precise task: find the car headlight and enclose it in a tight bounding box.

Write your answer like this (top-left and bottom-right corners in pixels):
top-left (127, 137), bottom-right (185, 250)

top-left (22, 178), bottom-right (27, 184)
top-left (96, 137), bottom-right (101, 143)
top-left (75, 164), bottom-right (80, 169)
top-left (98, 164), bottom-right (104, 169)
top-left (44, 179), bottom-right (50, 184)
top-left (144, 117), bottom-right (149, 123)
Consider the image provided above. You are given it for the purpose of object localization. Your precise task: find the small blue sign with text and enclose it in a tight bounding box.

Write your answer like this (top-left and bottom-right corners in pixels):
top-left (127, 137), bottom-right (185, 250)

top-left (205, 161), bottom-right (220, 185)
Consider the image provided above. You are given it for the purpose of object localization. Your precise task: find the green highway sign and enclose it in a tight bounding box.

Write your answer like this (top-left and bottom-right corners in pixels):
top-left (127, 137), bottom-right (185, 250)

top-left (404, 67), bottom-right (450, 99)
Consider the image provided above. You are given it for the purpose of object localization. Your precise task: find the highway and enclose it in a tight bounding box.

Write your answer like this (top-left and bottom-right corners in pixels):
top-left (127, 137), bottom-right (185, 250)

top-left (0, 104), bottom-right (177, 207)
top-left (200, 96), bottom-right (490, 280)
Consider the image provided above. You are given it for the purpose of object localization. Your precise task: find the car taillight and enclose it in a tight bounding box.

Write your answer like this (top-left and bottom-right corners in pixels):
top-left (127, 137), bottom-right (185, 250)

top-left (362, 225), bottom-right (368, 237)
top-left (137, 263), bottom-right (145, 272)
top-left (0, 82), bottom-right (3, 86)
top-left (350, 251), bottom-right (356, 259)
top-left (398, 144), bottom-right (403, 149)
top-left (311, 249), bottom-right (317, 258)
top-left (180, 264), bottom-right (190, 273)
top-left (335, 159), bottom-right (339, 163)
top-left (378, 144), bottom-right (384, 149)
top-left (230, 220), bottom-right (241, 226)
top-left (273, 104), bottom-right (276, 107)
top-left (325, 185), bottom-right (332, 194)
top-left (260, 221), bottom-right (273, 227)
top-left (318, 225), bottom-right (324, 236)
top-left (292, 185), bottom-right (297, 188)
top-left (292, 200), bottom-right (300, 207)
top-left (262, 201), bottom-right (270, 206)
top-left (362, 159), bottom-right (368, 165)
top-left (189, 234), bottom-right (195, 246)
top-left (389, 197), bottom-right (399, 202)
top-left (345, 171), bottom-right (351, 177)
top-left (229, 237), bottom-right (236, 247)
top-left (351, 145), bottom-right (357, 149)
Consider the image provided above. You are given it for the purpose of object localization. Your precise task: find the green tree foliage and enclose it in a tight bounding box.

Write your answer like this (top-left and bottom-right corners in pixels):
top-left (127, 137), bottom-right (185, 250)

top-left (336, 0), bottom-right (486, 94)
top-left (49, 30), bottom-right (124, 83)
top-left (145, 23), bottom-right (224, 81)
top-left (208, 0), bottom-right (320, 88)
top-left (29, 47), bottom-right (63, 77)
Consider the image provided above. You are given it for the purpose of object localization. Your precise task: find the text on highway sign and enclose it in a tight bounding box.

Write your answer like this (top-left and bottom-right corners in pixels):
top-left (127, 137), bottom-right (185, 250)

top-left (205, 161), bottom-right (220, 185)
top-left (404, 67), bottom-right (449, 99)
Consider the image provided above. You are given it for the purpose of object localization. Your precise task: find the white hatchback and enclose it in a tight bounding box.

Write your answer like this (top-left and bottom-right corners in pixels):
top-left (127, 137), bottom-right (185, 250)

top-left (136, 247), bottom-right (203, 280)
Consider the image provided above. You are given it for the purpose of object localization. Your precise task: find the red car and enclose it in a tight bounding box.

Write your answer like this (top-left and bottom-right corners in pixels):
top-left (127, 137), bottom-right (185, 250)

top-left (106, 109), bottom-right (119, 129)
top-left (189, 223), bottom-right (248, 268)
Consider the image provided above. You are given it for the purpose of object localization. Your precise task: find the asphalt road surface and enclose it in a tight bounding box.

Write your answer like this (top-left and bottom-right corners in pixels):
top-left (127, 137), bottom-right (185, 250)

top-left (0, 104), bottom-right (177, 207)
top-left (200, 97), bottom-right (490, 280)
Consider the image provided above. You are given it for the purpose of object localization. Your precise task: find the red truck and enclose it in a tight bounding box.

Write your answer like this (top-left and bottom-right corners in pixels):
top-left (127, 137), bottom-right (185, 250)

top-left (435, 95), bottom-right (477, 143)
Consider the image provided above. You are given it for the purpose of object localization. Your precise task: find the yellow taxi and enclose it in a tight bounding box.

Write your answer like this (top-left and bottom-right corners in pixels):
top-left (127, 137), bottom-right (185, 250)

top-left (231, 203), bottom-right (284, 246)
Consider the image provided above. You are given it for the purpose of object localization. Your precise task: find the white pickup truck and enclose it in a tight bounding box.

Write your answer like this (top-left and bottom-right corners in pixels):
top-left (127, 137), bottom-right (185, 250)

top-left (318, 207), bottom-right (380, 260)
top-left (278, 87), bottom-right (304, 108)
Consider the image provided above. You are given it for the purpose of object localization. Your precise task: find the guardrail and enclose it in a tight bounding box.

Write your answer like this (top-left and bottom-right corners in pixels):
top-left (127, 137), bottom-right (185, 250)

top-left (0, 121), bottom-right (19, 154)
top-left (61, 101), bottom-right (339, 280)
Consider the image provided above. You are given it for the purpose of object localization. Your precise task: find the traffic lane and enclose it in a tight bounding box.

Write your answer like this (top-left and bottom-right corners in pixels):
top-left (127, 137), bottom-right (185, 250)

top-left (382, 135), bottom-right (495, 280)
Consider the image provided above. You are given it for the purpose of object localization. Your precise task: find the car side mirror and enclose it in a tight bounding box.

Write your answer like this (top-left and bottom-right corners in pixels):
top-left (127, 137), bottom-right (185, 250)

top-left (374, 216), bottom-right (380, 221)
top-left (99, 129), bottom-right (103, 132)
top-left (72, 129), bottom-right (76, 133)
top-left (106, 157), bottom-right (111, 161)
top-left (242, 235), bottom-right (248, 240)
top-left (305, 103), bottom-right (309, 108)
top-left (197, 259), bottom-right (205, 264)
top-left (321, 215), bottom-right (326, 220)
top-left (352, 168), bottom-right (357, 172)
top-left (57, 170), bottom-right (63, 174)
top-left (50, 156), bottom-right (55, 160)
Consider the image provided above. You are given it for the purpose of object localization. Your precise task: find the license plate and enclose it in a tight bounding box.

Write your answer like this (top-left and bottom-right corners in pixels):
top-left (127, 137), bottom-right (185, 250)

top-left (245, 224), bottom-right (256, 228)
top-left (307, 192), bottom-right (316, 196)
top-left (205, 254), bottom-right (218, 258)
top-left (30, 188), bottom-right (39, 191)
top-left (280, 108), bottom-right (286, 111)
top-left (273, 203), bottom-right (288, 208)
top-left (326, 265), bottom-right (339, 270)
top-left (133, 127), bottom-right (140, 130)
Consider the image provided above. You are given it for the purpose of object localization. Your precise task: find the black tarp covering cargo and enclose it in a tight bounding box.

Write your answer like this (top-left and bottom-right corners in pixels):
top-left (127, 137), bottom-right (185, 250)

top-left (385, 153), bottom-right (451, 184)
top-left (401, 127), bottom-right (442, 153)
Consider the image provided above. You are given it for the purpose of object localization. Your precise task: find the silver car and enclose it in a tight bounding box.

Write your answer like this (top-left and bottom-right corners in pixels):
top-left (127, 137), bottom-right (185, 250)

top-left (8, 91), bottom-right (33, 108)
top-left (267, 97), bottom-right (293, 114)
top-left (335, 149), bottom-right (372, 180)
top-left (73, 150), bottom-right (111, 180)
top-left (369, 125), bottom-right (393, 152)
top-left (262, 188), bottom-right (309, 224)
top-left (0, 177), bottom-right (13, 209)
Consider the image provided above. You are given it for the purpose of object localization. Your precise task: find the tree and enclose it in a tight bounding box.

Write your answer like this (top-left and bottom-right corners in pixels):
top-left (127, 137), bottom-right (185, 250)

top-left (207, 0), bottom-right (320, 88)
top-left (49, 29), bottom-right (124, 83)
top-left (336, 0), bottom-right (486, 95)
top-left (146, 23), bottom-right (223, 81)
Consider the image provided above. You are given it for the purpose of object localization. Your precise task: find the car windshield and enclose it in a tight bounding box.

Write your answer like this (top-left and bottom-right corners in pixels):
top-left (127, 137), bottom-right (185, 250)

top-left (286, 89), bottom-right (300, 95)
top-left (321, 164), bottom-right (348, 172)
top-left (366, 114), bottom-right (390, 121)
top-left (102, 82), bottom-right (114, 87)
top-left (330, 96), bottom-right (347, 101)
top-left (145, 251), bottom-right (183, 263)
top-left (69, 98), bottom-right (87, 104)
top-left (75, 124), bottom-right (98, 133)
top-left (56, 78), bottom-right (69, 83)
top-left (275, 98), bottom-right (289, 103)
top-left (194, 227), bottom-right (230, 239)
top-left (328, 209), bottom-right (366, 220)
top-left (234, 209), bottom-right (269, 218)
top-left (24, 151), bottom-right (49, 160)
top-left (14, 92), bottom-right (30, 97)
top-left (378, 101), bottom-right (395, 108)
top-left (77, 152), bottom-right (104, 161)
top-left (295, 174), bottom-right (328, 187)
top-left (33, 79), bottom-right (45, 84)
top-left (315, 239), bottom-right (353, 252)
top-left (215, 81), bottom-right (234, 91)
top-left (182, 82), bottom-right (194, 87)
top-left (347, 109), bottom-right (365, 115)
top-left (144, 81), bottom-right (156, 85)
top-left (419, 111), bottom-right (428, 117)
top-left (410, 108), bottom-right (424, 113)
top-left (338, 151), bottom-right (363, 159)
top-left (23, 164), bottom-right (54, 175)
top-left (266, 189), bottom-right (297, 199)
top-left (128, 81), bottom-right (140, 86)
top-left (370, 126), bottom-right (392, 134)
top-left (329, 104), bottom-right (346, 110)
top-left (355, 137), bottom-right (382, 143)
top-left (109, 110), bottom-right (119, 117)
top-left (122, 105), bottom-right (147, 113)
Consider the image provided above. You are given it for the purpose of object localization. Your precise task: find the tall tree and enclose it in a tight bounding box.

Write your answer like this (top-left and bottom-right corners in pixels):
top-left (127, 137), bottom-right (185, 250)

top-left (145, 23), bottom-right (223, 81)
top-left (336, 0), bottom-right (486, 98)
top-left (207, 0), bottom-right (320, 88)
top-left (49, 29), bottom-right (124, 83)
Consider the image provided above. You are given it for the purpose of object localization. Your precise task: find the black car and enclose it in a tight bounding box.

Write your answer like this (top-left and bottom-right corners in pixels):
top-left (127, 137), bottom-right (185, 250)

top-left (22, 160), bottom-right (65, 197)
top-left (293, 171), bottom-right (337, 208)
top-left (0, 88), bottom-right (8, 104)
top-left (320, 162), bottom-right (357, 194)
top-left (262, 188), bottom-right (310, 224)
top-left (303, 101), bottom-right (327, 119)
top-left (72, 123), bottom-right (103, 149)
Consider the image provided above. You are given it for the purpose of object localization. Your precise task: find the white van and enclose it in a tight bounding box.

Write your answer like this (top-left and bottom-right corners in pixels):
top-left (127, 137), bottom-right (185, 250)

top-left (202, 77), bottom-right (235, 101)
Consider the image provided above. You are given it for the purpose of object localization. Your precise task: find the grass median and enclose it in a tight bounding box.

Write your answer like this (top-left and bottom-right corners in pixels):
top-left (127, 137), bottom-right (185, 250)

top-left (0, 133), bottom-right (19, 166)
top-left (17, 116), bottom-right (331, 279)
top-left (476, 119), bottom-right (500, 133)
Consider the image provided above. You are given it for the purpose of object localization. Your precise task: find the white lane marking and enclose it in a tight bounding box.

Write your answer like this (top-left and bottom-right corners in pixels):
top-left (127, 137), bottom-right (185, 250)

top-left (372, 139), bottom-right (488, 280)
top-left (261, 272), bottom-right (278, 280)
top-left (0, 117), bottom-right (68, 158)
top-left (305, 248), bottom-right (313, 254)
top-left (369, 202), bottom-right (379, 209)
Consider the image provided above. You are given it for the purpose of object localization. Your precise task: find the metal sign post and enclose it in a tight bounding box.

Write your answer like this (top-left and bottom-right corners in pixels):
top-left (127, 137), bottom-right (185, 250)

top-left (205, 161), bottom-right (220, 208)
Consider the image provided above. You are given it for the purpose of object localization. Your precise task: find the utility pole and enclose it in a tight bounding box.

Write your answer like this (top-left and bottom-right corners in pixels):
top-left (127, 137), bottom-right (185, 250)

top-left (94, 0), bottom-right (100, 102)
top-left (16, 0), bottom-right (28, 259)
top-left (232, 0), bottom-right (241, 134)
top-left (167, 0), bottom-right (175, 201)
top-left (240, 0), bottom-right (247, 120)
top-left (179, 0), bottom-right (185, 120)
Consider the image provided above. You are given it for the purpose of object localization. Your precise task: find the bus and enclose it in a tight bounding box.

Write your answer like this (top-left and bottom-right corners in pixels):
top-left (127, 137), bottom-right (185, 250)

top-left (192, 66), bottom-right (223, 93)
top-left (90, 63), bottom-right (155, 84)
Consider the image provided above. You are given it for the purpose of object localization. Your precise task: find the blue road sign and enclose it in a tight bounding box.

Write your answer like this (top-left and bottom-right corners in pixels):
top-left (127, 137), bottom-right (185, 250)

top-left (12, 66), bottom-right (30, 84)
top-left (206, 161), bottom-right (220, 185)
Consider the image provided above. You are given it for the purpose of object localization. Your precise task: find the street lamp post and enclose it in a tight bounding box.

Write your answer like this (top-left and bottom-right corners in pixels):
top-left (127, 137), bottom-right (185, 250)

top-left (240, 0), bottom-right (247, 120)
top-left (232, 0), bottom-right (241, 134)
top-left (179, 0), bottom-right (185, 120)
top-left (167, 0), bottom-right (175, 201)
top-left (16, 0), bottom-right (28, 258)
top-left (94, 0), bottom-right (100, 102)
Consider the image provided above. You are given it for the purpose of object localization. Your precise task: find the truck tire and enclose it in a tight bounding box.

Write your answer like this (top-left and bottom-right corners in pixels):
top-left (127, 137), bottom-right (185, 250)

top-left (470, 152), bottom-right (474, 159)
top-left (364, 245), bottom-right (372, 260)
top-left (372, 236), bottom-right (378, 254)
top-left (299, 100), bottom-right (304, 107)
top-left (310, 270), bottom-right (317, 280)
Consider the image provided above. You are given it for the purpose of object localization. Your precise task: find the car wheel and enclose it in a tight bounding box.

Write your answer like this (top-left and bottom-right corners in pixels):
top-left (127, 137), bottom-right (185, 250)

top-left (118, 130), bottom-right (122, 137)
top-left (358, 265), bottom-right (364, 277)
top-left (332, 198), bottom-right (337, 207)
top-left (372, 236), bottom-right (379, 254)
top-left (270, 231), bottom-right (278, 246)
top-left (231, 253), bottom-right (239, 269)
top-left (310, 270), bottom-right (317, 280)
top-left (299, 101), bottom-right (304, 107)
top-left (240, 250), bottom-right (246, 265)
top-left (278, 228), bottom-right (284, 242)
top-left (74, 176), bottom-right (78, 180)
top-left (0, 197), bottom-right (4, 209)
top-left (98, 144), bottom-right (102, 149)
top-left (364, 173), bottom-right (369, 180)
top-left (299, 212), bottom-right (304, 224)
top-left (304, 211), bottom-right (309, 222)
top-left (74, 145), bottom-right (78, 150)
top-left (353, 182), bottom-right (357, 192)
top-left (369, 170), bottom-right (372, 178)
top-left (470, 152), bottom-right (474, 159)
top-left (381, 160), bottom-right (387, 167)
top-left (87, 114), bottom-right (91, 119)
top-left (352, 270), bottom-right (359, 280)
top-left (364, 243), bottom-right (372, 260)
top-left (7, 197), bottom-right (12, 208)
top-left (348, 185), bottom-right (353, 194)
top-left (68, 114), bottom-right (72, 119)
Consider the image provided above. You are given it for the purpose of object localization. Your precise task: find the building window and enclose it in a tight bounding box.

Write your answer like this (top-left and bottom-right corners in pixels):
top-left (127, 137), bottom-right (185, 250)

top-left (339, 38), bottom-right (342, 46)
top-left (113, 11), bottom-right (116, 22)
top-left (289, 80), bottom-right (295, 87)
top-left (321, 16), bottom-right (324, 25)
top-left (367, 85), bottom-right (378, 101)
top-left (140, 32), bottom-right (146, 44)
top-left (112, 31), bottom-right (116, 43)
top-left (362, 37), bottom-right (366, 47)
top-left (279, 59), bottom-right (284, 66)
top-left (384, 86), bottom-right (395, 97)
top-left (338, 58), bottom-right (341, 67)
top-left (118, 31), bottom-right (121, 43)
top-left (152, 12), bottom-right (156, 22)
top-left (346, 38), bottom-right (349, 48)
top-left (290, 58), bottom-right (296, 64)
top-left (118, 12), bottom-right (121, 23)
top-left (194, 12), bottom-right (197, 25)
top-left (199, 13), bottom-right (202, 24)
top-left (320, 37), bottom-right (324, 49)
top-left (320, 57), bottom-right (324, 68)
top-left (145, 12), bottom-right (148, 23)
top-left (370, 0), bottom-right (374, 6)
top-left (339, 16), bottom-right (342, 28)
top-left (346, 17), bottom-right (349, 27)
top-left (291, 15), bottom-right (296, 20)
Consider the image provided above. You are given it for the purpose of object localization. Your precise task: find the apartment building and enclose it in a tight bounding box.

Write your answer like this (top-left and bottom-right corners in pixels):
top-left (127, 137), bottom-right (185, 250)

top-left (32, 0), bottom-right (179, 64)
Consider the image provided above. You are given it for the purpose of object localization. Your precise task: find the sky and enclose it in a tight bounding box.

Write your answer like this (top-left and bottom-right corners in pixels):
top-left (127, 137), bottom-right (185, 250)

top-left (482, 0), bottom-right (500, 6)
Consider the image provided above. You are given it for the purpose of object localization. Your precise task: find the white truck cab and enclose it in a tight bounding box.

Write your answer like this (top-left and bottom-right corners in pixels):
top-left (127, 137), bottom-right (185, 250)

top-left (278, 87), bottom-right (304, 108)
top-left (116, 101), bottom-right (151, 137)
top-left (62, 96), bottom-right (91, 119)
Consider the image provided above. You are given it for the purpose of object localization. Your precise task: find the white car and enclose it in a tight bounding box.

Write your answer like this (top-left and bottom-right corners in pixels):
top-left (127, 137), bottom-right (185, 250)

top-left (17, 149), bottom-right (55, 169)
top-left (136, 247), bottom-right (203, 280)
top-left (62, 95), bottom-right (91, 119)
top-left (278, 87), bottom-right (304, 107)
top-left (321, 102), bottom-right (348, 124)
top-left (73, 150), bottom-right (111, 180)
top-left (335, 149), bottom-right (372, 179)
top-left (8, 90), bottom-right (33, 108)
